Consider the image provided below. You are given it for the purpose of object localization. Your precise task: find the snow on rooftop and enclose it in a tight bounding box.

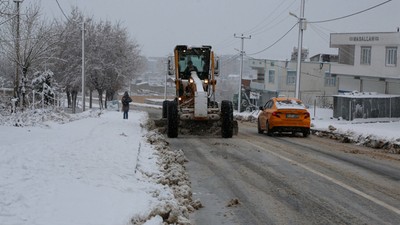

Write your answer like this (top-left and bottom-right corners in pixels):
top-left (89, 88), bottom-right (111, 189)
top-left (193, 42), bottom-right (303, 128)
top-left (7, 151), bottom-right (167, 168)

top-left (335, 91), bottom-right (400, 98)
top-left (275, 99), bottom-right (307, 110)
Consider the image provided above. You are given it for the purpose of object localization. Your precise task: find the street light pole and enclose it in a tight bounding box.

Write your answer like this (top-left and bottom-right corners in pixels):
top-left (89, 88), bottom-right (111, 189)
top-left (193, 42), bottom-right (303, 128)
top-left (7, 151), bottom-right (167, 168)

top-left (164, 58), bottom-right (167, 100)
top-left (234, 33), bottom-right (251, 112)
top-left (294, 0), bottom-right (305, 99)
top-left (81, 20), bottom-right (85, 112)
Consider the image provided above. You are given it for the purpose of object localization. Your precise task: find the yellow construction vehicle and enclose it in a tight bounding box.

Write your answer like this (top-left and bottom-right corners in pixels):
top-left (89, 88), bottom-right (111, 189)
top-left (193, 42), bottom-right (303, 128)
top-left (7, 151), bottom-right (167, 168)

top-left (162, 45), bottom-right (236, 138)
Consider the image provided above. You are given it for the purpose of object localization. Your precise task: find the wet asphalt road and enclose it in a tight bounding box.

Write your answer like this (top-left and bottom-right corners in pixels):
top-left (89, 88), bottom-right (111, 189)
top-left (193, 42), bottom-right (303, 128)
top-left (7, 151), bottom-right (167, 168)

top-left (141, 106), bottom-right (400, 225)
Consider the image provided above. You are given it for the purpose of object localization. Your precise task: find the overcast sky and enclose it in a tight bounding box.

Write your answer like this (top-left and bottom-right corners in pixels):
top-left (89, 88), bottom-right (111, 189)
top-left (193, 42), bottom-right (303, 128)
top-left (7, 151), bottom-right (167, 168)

top-left (39, 0), bottom-right (399, 60)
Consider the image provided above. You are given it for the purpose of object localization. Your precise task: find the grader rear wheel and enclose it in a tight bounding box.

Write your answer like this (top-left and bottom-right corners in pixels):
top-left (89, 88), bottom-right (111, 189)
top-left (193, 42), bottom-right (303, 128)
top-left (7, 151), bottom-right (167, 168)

top-left (167, 101), bottom-right (178, 138)
top-left (221, 100), bottom-right (233, 138)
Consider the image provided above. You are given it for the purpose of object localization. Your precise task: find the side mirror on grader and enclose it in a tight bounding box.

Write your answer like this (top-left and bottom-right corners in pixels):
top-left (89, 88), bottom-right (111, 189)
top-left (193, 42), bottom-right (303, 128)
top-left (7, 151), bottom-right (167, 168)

top-left (214, 56), bottom-right (220, 76)
top-left (167, 56), bottom-right (174, 76)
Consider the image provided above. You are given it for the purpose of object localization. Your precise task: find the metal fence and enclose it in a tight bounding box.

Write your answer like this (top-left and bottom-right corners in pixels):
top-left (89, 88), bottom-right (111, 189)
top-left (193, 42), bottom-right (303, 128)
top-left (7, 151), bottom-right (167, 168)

top-left (333, 95), bottom-right (400, 121)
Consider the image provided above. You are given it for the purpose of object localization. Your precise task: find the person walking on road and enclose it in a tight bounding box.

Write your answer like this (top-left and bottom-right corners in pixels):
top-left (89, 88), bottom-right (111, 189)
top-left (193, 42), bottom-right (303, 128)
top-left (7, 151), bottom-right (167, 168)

top-left (121, 91), bottom-right (132, 119)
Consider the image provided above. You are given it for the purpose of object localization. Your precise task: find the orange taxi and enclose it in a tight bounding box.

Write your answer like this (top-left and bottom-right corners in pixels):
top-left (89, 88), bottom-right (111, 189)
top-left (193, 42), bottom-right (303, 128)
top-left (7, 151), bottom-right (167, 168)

top-left (257, 97), bottom-right (311, 137)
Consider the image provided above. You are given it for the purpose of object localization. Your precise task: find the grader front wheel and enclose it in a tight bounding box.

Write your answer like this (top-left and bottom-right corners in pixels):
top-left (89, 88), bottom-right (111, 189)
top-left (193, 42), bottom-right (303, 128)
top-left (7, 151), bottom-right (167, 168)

top-left (162, 100), bottom-right (169, 119)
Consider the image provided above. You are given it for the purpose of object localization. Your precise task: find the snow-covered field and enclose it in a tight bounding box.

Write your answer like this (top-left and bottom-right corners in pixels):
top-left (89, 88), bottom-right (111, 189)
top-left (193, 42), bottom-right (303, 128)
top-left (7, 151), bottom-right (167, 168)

top-left (1, 103), bottom-right (399, 225)
top-left (0, 108), bottom-right (195, 225)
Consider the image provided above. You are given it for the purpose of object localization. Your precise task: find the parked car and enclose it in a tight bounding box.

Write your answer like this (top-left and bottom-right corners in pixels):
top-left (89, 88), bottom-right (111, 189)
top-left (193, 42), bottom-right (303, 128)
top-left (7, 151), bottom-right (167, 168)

top-left (257, 97), bottom-right (310, 137)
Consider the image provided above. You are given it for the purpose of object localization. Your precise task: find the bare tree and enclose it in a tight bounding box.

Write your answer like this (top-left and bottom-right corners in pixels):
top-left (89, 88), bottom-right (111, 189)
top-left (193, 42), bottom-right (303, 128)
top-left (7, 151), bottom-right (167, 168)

top-left (0, 54), bottom-right (13, 88)
top-left (0, 1), bottom-right (58, 109)
top-left (49, 7), bottom-right (85, 113)
top-left (0, 0), bottom-right (12, 17)
top-left (85, 19), bottom-right (141, 109)
top-left (46, 7), bottom-right (143, 112)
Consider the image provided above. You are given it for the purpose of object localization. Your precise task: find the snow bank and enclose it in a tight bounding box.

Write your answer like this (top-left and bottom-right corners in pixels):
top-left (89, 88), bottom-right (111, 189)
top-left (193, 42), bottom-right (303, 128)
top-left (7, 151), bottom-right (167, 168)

top-left (234, 108), bottom-right (400, 153)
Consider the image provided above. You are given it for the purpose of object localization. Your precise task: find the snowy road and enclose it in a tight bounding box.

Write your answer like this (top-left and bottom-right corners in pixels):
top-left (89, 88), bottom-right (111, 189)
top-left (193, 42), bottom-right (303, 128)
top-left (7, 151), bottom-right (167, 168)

top-left (166, 122), bottom-right (400, 225)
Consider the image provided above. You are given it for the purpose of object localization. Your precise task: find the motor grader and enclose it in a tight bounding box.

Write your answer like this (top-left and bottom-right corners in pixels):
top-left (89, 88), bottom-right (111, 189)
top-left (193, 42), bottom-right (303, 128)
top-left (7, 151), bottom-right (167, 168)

top-left (162, 45), bottom-right (236, 138)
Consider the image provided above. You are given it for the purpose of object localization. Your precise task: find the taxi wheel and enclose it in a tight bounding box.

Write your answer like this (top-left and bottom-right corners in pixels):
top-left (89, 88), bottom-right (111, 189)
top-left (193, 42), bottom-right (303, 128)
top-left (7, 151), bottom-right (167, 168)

top-left (266, 121), bottom-right (273, 136)
top-left (303, 129), bottom-right (310, 137)
top-left (257, 119), bottom-right (263, 134)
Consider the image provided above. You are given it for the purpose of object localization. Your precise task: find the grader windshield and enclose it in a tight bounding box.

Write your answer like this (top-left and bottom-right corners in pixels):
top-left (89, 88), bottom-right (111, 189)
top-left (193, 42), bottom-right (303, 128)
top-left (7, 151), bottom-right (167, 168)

top-left (175, 46), bottom-right (211, 80)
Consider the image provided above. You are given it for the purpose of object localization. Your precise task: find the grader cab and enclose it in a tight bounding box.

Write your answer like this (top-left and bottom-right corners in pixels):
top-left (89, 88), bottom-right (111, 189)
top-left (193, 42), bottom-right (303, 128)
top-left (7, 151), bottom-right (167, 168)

top-left (162, 45), bottom-right (236, 138)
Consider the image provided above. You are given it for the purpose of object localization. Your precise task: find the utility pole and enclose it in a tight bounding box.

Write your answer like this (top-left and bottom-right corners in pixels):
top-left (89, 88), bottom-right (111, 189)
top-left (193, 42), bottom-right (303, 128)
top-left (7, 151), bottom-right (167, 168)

top-left (164, 58), bottom-right (168, 100)
top-left (81, 20), bottom-right (85, 112)
top-left (13, 0), bottom-right (22, 106)
top-left (234, 33), bottom-right (251, 112)
top-left (291, 0), bottom-right (306, 99)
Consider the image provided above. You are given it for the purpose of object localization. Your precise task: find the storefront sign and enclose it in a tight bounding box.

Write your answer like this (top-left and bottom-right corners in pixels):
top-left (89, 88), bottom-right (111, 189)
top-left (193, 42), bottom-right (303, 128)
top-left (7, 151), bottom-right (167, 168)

top-left (250, 91), bottom-right (260, 99)
top-left (349, 36), bottom-right (379, 42)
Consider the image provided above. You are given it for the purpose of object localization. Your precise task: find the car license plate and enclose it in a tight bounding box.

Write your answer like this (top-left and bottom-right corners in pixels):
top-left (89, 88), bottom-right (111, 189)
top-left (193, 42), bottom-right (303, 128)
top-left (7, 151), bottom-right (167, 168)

top-left (286, 114), bottom-right (299, 118)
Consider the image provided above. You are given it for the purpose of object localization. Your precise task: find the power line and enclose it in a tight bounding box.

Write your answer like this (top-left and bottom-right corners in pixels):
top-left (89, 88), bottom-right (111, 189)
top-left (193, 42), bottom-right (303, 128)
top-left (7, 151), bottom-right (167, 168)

top-left (0, 14), bottom-right (16, 26)
top-left (250, 15), bottom-right (290, 36)
top-left (247, 0), bottom-right (297, 36)
top-left (247, 22), bottom-right (298, 56)
top-left (215, 38), bottom-right (238, 53)
top-left (308, 24), bottom-right (330, 48)
top-left (220, 53), bottom-right (240, 66)
top-left (309, 23), bottom-right (336, 34)
top-left (215, 0), bottom-right (297, 55)
top-left (307, 23), bottom-right (355, 65)
top-left (55, 0), bottom-right (70, 22)
top-left (243, 0), bottom-right (294, 35)
top-left (0, 11), bottom-right (16, 16)
top-left (245, 55), bottom-right (326, 79)
top-left (246, 0), bottom-right (392, 57)
top-left (309, 0), bottom-right (392, 24)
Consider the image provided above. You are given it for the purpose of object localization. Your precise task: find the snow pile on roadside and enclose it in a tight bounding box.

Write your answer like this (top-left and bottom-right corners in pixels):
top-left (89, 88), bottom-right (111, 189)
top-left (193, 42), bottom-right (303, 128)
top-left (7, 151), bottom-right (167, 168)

top-left (0, 107), bottom-right (100, 127)
top-left (312, 124), bottom-right (400, 153)
top-left (310, 107), bottom-right (400, 153)
top-left (234, 110), bottom-right (259, 123)
top-left (134, 126), bottom-right (203, 224)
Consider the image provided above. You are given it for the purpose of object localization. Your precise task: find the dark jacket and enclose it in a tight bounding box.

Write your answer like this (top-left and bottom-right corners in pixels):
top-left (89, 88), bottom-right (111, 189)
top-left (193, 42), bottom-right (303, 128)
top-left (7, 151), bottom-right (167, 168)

top-left (183, 65), bottom-right (198, 79)
top-left (121, 93), bottom-right (132, 112)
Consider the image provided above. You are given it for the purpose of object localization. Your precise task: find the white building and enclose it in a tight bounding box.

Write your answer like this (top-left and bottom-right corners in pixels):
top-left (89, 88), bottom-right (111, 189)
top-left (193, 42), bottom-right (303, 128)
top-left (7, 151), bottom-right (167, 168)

top-left (249, 58), bottom-right (337, 107)
top-left (330, 31), bottom-right (400, 94)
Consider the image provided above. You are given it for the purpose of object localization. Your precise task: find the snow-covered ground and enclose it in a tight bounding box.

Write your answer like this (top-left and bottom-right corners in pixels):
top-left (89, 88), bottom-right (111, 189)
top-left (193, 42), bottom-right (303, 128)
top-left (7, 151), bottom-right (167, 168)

top-left (310, 107), bottom-right (400, 140)
top-left (236, 106), bottom-right (400, 152)
top-left (1, 103), bottom-right (399, 225)
top-left (0, 108), bottom-right (195, 225)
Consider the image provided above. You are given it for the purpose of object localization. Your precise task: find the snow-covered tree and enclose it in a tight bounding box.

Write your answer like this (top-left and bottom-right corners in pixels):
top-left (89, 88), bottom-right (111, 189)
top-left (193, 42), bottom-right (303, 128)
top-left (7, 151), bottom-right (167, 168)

top-left (1, 3), bottom-right (144, 113)
top-left (31, 70), bottom-right (56, 106)
top-left (85, 19), bottom-right (141, 109)
top-left (0, 54), bottom-right (13, 88)
top-left (0, 1), bottom-right (58, 108)
top-left (49, 7), bottom-right (85, 113)
top-left (50, 7), bottom-right (142, 111)
top-left (0, 0), bottom-right (12, 17)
